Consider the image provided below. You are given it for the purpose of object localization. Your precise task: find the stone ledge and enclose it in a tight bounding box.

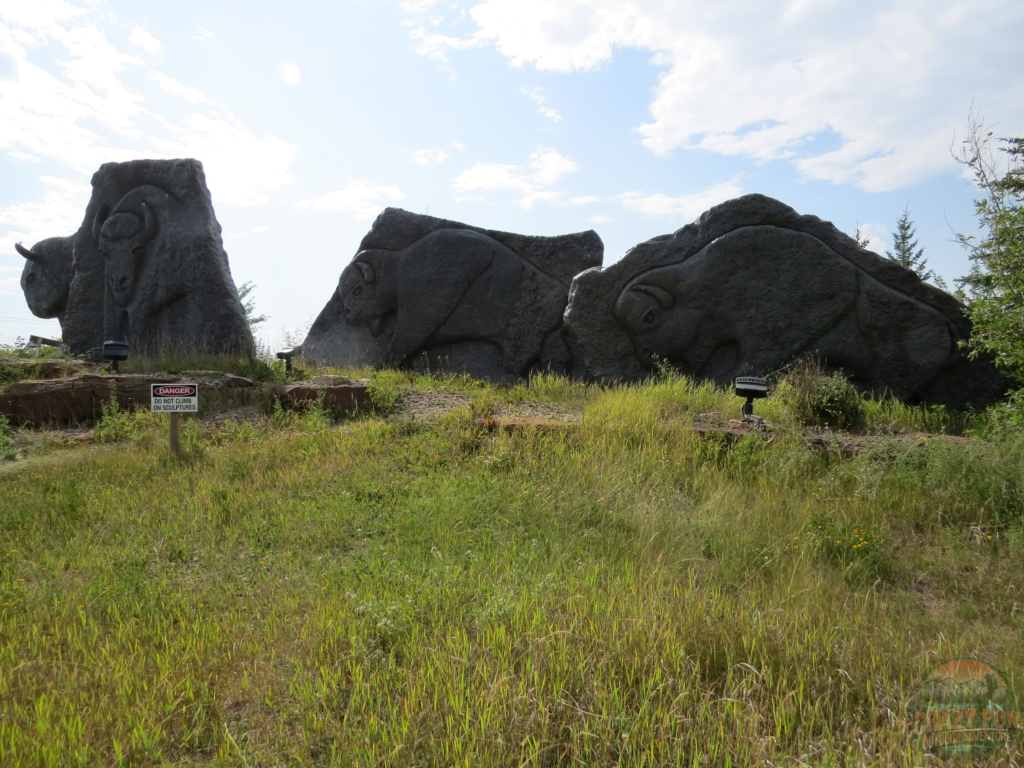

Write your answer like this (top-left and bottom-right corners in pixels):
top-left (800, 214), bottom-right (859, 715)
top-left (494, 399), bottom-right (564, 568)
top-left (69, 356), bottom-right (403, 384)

top-left (272, 379), bottom-right (372, 413)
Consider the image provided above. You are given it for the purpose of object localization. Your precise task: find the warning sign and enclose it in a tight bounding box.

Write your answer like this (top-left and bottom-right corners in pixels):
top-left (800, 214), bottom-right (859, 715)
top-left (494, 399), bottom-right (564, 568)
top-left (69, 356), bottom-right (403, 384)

top-left (151, 383), bottom-right (198, 413)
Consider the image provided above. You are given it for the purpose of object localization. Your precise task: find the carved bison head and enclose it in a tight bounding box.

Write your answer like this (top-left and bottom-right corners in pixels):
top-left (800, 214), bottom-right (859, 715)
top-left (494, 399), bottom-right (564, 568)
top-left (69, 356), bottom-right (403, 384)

top-left (95, 202), bottom-right (157, 309)
top-left (16, 237), bottom-right (73, 319)
top-left (613, 281), bottom-right (702, 366)
top-left (337, 249), bottom-right (397, 336)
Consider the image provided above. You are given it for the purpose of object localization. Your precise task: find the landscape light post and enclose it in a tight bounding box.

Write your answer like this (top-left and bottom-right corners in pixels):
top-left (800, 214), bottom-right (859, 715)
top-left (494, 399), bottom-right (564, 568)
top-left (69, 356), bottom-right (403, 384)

top-left (734, 376), bottom-right (769, 423)
top-left (102, 340), bottom-right (129, 374)
top-left (277, 346), bottom-right (301, 374)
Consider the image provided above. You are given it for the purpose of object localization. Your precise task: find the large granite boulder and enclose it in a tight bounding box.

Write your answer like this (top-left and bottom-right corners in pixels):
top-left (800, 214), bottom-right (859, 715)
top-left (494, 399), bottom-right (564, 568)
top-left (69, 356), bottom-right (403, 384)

top-left (301, 208), bottom-right (602, 382)
top-left (564, 194), bottom-right (1007, 409)
top-left (16, 159), bottom-right (255, 359)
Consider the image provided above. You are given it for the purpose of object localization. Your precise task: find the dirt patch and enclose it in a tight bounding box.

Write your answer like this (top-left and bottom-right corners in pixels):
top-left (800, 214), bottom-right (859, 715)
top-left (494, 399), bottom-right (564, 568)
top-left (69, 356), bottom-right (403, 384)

top-left (203, 405), bottom-right (266, 428)
top-left (389, 390), bottom-right (473, 421)
top-left (491, 401), bottom-right (583, 422)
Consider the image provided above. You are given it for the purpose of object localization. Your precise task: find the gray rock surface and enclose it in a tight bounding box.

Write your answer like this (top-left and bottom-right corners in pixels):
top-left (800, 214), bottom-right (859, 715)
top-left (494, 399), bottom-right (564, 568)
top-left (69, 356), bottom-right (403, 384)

top-left (18, 159), bottom-right (255, 358)
top-left (564, 194), bottom-right (1006, 409)
top-left (301, 208), bottom-right (602, 381)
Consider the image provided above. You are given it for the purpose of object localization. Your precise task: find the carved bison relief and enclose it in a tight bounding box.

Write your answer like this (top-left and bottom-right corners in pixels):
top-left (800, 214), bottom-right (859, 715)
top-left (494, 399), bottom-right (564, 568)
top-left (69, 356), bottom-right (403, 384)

top-left (565, 194), bottom-right (1007, 409)
top-left (612, 226), bottom-right (956, 399)
top-left (95, 200), bottom-right (158, 309)
top-left (337, 228), bottom-right (568, 375)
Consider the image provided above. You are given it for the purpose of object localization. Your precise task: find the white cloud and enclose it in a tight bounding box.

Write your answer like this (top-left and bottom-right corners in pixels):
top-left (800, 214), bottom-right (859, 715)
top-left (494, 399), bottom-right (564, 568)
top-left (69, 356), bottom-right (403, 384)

top-left (569, 195), bottom-right (601, 205)
top-left (0, 16), bottom-right (299, 209)
top-left (400, 0), bottom-right (442, 11)
top-left (409, 28), bottom-right (486, 61)
top-left (279, 61), bottom-right (302, 86)
top-left (127, 27), bottom-right (161, 55)
top-left (229, 225), bottom-right (272, 240)
top-left (0, 1), bottom-right (87, 31)
top-left (452, 141), bottom-right (464, 150)
top-left (452, 147), bottom-right (578, 209)
top-left (7, 151), bottom-right (38, 162)
top-left (615, 179), bottom-right (743, 220)
top-left (150, 114), bottom-right (299, 206)
top-left (0, 175), bottom-right (90, 249)
top-left (149, 72), bottom-right (213, 104)
top-left (521, 86), bottom-right (561, 123)
top-left (0, 276), bottom-right (21, 296)
top-left (192, 26), bottom-right (213, 42)
top-left (589, 214), bottom-right (611, 223)
top-left (409, 148), bottom-right (449, 165)
top-left (295, 181), bottom-right (406, 220)
top-left (419, 0), bottom-right (1024, 192)
top-left (854, 222), bottom-right (887, 253)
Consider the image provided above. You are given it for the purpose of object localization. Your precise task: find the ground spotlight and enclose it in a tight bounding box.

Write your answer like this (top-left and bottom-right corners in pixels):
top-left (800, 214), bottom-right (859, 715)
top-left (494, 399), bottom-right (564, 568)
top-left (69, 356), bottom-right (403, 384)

top-left (734, 376), bottom-right (768, 422)
top-left (102, 340), bottom-right (129, 374)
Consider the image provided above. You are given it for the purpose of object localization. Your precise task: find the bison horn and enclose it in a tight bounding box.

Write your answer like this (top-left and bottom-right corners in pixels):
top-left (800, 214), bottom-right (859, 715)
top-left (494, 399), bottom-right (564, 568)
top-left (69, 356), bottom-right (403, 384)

top-left (355, 260), bottom-right (375, 284)
top-left (15, 242), bottom-right (40, 262)
top-left (141, 201), bottom-right (158, 240)
top-left (631, 284), bottom-right (675, 309)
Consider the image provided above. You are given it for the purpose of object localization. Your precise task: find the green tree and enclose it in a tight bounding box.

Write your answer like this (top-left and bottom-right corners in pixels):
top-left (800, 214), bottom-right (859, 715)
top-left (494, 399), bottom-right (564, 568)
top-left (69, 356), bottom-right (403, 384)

top-left (853, 223), bottom-right (872, 249)
top-left (237, 281), bottom-right (268, 328)
top-left (885, 205), bottom-right (947, 289)
top-left (952, 111), bottom-right (1024, 380)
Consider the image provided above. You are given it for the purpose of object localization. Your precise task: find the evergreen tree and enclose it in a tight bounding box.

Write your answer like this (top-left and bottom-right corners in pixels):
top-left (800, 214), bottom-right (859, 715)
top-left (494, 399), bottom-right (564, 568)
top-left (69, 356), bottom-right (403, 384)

top-left (953, 112), bottom-right (1024, 379)
top-left (887, 206), bottom-right (927, 276)
top-left (853, 223), bottom-right (871, 249)
top-left (885, 206), bottom-right (948, 290)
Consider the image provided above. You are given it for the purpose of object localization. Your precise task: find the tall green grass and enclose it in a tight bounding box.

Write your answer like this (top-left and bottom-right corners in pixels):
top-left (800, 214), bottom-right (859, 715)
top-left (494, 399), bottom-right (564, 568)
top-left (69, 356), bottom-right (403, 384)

top-left (0, 372), bottom-right (1021, 765)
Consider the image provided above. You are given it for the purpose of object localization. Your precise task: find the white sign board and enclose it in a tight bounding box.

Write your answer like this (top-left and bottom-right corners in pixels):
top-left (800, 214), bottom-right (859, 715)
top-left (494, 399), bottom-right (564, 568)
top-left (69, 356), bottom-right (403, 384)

top-left (151, 383), bottom-right (198, 413)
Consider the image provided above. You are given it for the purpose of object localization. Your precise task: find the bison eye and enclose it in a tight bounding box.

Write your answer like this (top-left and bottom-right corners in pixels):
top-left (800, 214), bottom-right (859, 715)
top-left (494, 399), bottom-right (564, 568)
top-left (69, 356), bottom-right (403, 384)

top-left (131, 246), bottom-right (146, 257)
top-left (26, 273), bottom-right (36, 285)
top-left (643, 309), bottom-right (657, 324)
top-left (353, 286), bottom-right (363, 296)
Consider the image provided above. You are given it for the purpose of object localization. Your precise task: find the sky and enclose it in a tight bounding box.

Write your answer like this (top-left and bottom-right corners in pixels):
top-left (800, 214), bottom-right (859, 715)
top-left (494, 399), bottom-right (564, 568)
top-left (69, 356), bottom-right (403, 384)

top-left (1, 0), bottom-right (1022, 348)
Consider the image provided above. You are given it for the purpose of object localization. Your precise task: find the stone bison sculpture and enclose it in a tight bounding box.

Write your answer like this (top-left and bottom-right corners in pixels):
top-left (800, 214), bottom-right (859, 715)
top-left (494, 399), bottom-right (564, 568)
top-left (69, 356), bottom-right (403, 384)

top-left (565, 194), bottom-right (1006, 409)
top-left (16, 159), bottom-right (255, 358)
top-left (302, 208), bottom-right (603, 381)
top-left (15, 236), bottom-right (74, 327)
top-left (339, 228), bottom-right (570, 374)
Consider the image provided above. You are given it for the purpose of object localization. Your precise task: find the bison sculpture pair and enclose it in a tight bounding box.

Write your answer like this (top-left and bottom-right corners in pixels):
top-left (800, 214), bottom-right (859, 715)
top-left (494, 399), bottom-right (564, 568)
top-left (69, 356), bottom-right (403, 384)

top-left (309, 198), bottom-right (1003, 408)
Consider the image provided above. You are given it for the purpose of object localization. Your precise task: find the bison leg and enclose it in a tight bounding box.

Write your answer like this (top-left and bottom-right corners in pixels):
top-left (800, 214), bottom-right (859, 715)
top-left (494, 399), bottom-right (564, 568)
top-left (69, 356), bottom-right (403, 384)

top-left (502, 270), bottom-right (565, 374)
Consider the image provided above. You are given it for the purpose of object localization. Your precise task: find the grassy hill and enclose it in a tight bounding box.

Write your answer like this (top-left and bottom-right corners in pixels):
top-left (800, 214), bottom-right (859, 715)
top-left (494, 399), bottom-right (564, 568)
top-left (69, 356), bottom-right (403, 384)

top-left (0, 362), bottom-right (1021, 766)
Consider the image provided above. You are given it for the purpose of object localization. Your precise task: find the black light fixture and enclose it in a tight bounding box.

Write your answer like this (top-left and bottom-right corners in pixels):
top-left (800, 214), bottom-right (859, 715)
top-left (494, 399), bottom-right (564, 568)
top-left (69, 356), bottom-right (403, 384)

top-left (102, 340), bottom-right (129, 373)
top-left (276, 345), bottom-right (301, 373)
top-left (734, 376), bottom-right (768, 422)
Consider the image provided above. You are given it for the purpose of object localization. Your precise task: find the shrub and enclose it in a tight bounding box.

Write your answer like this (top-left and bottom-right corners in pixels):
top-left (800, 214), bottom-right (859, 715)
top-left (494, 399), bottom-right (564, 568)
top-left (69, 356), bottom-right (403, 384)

top-left (94, 393), bottom-right (160, 444)
top-left (775, 358), bottom-right (866, 430)
top-left (367, 376), bottom-right (401, 415)
top-left (975, 387), bottom-right (1024, 440)
top-left (0, 416), bottom-right (15, 461)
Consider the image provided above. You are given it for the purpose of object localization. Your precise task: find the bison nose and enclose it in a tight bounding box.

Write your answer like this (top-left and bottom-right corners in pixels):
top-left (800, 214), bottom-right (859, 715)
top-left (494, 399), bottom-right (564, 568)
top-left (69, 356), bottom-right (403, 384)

top-left (117, 276), bottom-right (129, 289)
top-left (344, 307), bottom-right (352, 317)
